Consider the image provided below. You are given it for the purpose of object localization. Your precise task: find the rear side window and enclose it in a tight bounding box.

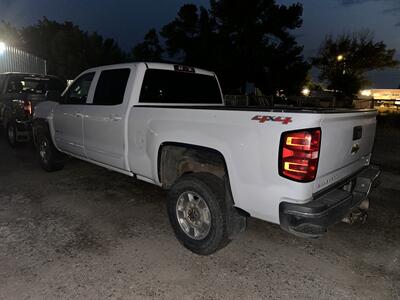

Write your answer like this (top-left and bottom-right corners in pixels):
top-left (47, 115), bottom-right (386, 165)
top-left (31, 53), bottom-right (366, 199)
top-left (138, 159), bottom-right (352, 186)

top-left (139, 69), bottom-right (222, 104)
top-left (5, 75), bottom-right (65, 94)
top-left (93, 68), bottom-right (130, 105)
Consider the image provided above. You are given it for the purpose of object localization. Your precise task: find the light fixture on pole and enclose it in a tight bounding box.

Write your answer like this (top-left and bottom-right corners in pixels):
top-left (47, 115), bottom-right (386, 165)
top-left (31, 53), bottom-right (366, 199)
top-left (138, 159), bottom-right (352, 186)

top-left (301, 87), bottom-right (311, 97)
top-left (336, 54), bottom-right (344, 62)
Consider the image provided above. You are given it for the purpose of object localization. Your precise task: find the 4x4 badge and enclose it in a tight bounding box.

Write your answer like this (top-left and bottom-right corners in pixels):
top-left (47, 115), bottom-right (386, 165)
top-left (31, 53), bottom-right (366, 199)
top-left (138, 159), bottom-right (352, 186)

top-left (252, 115), bottom-right (292, 125)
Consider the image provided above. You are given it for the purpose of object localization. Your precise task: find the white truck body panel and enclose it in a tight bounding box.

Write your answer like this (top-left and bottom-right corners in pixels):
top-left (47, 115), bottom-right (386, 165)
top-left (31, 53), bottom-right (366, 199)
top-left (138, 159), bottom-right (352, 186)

top-left (53, 103), bottom-right (86, 156)
top-left (34, 62), bottom-right (378, 226)
top-left (128, 107), bottom-right (376, 223)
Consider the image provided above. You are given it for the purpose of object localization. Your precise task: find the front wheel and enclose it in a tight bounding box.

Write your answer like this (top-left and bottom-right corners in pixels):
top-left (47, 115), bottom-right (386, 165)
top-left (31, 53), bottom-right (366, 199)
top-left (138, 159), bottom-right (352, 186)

top-left (36, 131), bottom-right (65, 172)
top-left (167, 173), bottom-right (231, 255)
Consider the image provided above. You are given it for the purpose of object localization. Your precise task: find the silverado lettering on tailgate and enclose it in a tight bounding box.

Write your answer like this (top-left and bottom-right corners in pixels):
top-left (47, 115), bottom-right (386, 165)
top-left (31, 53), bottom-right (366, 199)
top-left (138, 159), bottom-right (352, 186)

top-left (252, 115), bottom-right (292, 125)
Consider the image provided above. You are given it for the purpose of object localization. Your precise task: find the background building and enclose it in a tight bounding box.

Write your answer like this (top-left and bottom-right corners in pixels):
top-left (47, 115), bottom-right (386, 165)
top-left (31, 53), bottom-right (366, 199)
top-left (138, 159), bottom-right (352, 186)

top-left (0, 42), bottom-right (47, 75)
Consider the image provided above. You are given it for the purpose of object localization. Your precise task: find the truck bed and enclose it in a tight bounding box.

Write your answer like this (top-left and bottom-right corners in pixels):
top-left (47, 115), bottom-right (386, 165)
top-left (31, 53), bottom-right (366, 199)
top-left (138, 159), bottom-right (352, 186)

top-left (135, 105), bottom-right (376, 114)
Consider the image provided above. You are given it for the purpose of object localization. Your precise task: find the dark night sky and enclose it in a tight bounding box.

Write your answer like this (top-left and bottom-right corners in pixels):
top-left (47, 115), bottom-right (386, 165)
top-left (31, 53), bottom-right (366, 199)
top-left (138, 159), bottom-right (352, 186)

top-left (0, 0), bottom-right (399, 88)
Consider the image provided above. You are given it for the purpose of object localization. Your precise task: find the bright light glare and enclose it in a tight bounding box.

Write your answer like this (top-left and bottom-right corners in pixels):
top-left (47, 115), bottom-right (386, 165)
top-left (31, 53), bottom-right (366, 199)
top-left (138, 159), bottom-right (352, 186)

top-left (0, 42), bottom-right (6, 55)
top-left (301, 87), bottom-right (310, 96)
top-left (337, 54), bottom-right (344, 62)
top-left (360, 90), bottom-right (371, 97)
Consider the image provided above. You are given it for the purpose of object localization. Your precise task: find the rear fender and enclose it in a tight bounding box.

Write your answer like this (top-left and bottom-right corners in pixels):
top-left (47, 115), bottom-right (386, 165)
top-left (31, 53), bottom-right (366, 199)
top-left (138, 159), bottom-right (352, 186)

top-left (158, 143), bottom-right (226, 188)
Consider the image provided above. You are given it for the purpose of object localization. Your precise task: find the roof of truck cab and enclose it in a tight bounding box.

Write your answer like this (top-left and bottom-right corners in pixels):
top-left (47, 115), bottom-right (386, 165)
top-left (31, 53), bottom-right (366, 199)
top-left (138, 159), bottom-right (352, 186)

top-left (84, 62), bottom-right (216, 77)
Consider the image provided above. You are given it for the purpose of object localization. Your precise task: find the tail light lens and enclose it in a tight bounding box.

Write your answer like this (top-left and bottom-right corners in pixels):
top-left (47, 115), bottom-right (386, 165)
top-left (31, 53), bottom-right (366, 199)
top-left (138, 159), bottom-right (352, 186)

top-left (23, 100), bottom-right (32, 116)
top-left (279, 128), bottom-right (321, 182)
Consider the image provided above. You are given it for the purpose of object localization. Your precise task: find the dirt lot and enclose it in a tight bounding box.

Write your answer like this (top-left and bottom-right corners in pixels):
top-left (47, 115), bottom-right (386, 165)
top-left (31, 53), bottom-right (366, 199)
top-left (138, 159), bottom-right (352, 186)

top-left (0, 124), bottom-right (399, 299)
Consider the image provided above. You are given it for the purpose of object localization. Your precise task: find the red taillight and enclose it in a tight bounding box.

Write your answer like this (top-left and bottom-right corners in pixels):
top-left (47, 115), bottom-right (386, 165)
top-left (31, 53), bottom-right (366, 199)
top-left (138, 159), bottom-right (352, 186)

top-left (279, 128), bottom-right (321, 182)
top-left (23, 100), bottom-right (32, 116)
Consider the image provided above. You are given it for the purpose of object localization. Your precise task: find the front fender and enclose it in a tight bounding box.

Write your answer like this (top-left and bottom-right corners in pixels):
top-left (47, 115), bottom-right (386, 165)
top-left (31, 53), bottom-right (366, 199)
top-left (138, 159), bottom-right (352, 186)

top-left (33, 101), bottom-right (58, 121)
top-left (33, 101), bottom-right (59, 147)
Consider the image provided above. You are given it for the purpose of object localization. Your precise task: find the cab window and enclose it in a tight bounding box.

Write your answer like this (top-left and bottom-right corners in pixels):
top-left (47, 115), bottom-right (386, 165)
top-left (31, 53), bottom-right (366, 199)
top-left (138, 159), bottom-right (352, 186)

top-left (5, 75), bottom-right (65, 94)
top-left (139, 69), bottom-right (222, 104)
top-left (92, 69), bottom-right (130, 106)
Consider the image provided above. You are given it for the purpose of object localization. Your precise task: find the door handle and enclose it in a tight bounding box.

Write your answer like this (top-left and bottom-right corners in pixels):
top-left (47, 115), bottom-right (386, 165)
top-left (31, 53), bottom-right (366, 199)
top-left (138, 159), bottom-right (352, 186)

top-left (108, 114), bottom-right (122, 121)
top-left (75, 113), bottom-right (84, 118)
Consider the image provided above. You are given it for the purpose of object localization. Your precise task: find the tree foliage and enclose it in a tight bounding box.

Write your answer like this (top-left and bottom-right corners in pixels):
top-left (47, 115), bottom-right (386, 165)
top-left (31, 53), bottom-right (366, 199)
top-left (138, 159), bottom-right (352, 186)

top-left (22, 18), bottom-right (126, 79)
top-left (131, 28), bottom-right (164, 62)
top-left (161, 5), bottom-right (218, 67)
top-left (0, 21), bottom-right (23, 47)
top-left (1, 18), bottom-right (126, 79)
top-left (161, 0), bottom-right (310, 94)
top-left (312, 31), bottom-right (399, 96)
top-left (1, 1), bottom-right (312, 95)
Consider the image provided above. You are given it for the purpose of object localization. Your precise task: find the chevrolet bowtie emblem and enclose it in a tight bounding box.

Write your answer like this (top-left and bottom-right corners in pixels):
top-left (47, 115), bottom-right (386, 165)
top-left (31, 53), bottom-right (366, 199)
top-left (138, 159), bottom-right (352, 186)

top-left (351, 143), bottom-right (360, 155)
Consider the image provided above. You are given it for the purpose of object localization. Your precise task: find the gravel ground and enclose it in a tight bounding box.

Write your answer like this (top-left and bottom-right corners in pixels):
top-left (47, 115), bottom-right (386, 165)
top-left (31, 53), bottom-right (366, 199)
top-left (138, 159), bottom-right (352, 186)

top-left (0, 126), bottom-right (399, 300)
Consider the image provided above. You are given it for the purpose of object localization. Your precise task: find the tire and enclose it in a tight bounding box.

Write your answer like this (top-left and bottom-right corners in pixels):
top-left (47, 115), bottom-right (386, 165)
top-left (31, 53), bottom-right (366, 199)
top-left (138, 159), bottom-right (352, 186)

top-left (6, 121), bottom-right (18, 148)
top-left (167, 173), bottom-right (231, 255)
top-left (35, 130), bottom-right (65, 172)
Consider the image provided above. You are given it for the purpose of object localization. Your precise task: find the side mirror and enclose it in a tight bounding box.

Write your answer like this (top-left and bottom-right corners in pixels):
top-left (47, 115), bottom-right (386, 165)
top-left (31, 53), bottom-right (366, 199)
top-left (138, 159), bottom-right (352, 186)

top-left (45, 90), bottom-right (62, 103)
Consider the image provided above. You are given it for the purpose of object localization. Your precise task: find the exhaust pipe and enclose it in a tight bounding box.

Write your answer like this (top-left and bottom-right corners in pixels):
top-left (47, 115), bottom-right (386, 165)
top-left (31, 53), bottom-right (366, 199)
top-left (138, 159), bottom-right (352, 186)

top-left (342, 198), bottom-right (369, 224)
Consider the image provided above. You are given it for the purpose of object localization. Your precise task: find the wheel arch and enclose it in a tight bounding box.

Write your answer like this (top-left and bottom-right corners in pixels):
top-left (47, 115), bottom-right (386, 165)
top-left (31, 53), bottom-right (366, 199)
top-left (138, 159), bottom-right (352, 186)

top-left (157, 141), bottom-right (249, 216)
top-left (157, 142), bottom-right (229, 189)
top-left (32, 118), bottom-right (50, 147)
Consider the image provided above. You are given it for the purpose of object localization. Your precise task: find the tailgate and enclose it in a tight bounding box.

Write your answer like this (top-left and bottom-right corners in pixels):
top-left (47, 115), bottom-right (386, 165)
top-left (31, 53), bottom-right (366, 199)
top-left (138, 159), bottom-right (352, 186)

top-left (314, 110), bottom-right (378, 192)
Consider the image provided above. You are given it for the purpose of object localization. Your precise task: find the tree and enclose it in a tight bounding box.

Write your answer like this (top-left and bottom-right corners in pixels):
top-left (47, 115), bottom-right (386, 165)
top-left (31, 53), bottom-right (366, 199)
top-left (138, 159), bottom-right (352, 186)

top-left (160, 1), bottom-right (310, 94)
top-left (20, 18), bottom-right (126, 79)
top-left (0, 21), bottom-right (23, 47)
top-left (312, 31), bottom-right (399, 97)
top-left (131, 29), bottom-right (164, 62)
top-left (161, 5), bottom-right (218, 66)
top-left (210, 0), bottom-right (309, 94)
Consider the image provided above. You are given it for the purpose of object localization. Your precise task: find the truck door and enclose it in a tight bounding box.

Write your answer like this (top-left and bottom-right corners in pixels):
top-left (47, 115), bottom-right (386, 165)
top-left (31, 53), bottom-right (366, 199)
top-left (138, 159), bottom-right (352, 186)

top-left (83, 67), bottom-right (132, 170)
top-left (53, 72), bottom-right (95, 157)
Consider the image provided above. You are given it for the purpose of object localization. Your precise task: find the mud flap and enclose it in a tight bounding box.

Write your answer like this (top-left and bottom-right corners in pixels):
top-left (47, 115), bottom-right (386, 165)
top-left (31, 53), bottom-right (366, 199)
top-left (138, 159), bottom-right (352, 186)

top-left (224, 176), bottom-right (247, 239)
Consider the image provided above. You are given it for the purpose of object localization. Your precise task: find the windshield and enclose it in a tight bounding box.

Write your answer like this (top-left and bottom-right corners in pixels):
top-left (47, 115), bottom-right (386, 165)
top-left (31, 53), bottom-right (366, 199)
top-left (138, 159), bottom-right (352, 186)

top-left (6, 75), bottom-right (66, 94)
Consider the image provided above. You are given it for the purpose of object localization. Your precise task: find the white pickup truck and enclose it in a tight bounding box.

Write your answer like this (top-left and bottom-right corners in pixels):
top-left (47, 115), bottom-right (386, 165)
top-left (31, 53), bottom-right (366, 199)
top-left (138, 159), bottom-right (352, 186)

top-left (33, 62), bottom-right (380, 255)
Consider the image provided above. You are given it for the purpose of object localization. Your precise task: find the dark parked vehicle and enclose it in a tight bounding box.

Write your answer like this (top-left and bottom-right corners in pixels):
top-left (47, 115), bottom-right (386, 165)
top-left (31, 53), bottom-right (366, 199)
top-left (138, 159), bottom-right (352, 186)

top-left (0, 73), bottom-right (66, 146)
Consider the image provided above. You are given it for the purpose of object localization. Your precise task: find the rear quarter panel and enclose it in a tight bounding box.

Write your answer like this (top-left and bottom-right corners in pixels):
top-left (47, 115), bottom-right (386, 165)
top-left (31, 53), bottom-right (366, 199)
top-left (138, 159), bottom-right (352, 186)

top-left (128, 107), bottom-right (322, 224)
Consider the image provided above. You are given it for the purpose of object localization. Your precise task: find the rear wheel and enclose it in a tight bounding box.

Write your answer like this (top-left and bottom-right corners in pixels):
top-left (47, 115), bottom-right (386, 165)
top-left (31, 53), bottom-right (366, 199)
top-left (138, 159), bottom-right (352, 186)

top-left (167, 173), bottom-right (231, 255)
top-left (36, 130), bottom-right (65, 172)
top-left (6, 121), bottom-right (18, 148)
